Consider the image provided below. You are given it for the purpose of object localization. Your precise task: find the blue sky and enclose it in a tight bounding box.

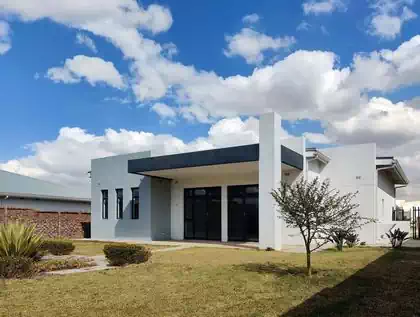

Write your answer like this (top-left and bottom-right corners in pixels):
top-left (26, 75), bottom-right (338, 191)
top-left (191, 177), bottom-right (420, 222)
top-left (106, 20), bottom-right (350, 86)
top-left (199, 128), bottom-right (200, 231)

top-left (1, 0), bottom-right (420, 198)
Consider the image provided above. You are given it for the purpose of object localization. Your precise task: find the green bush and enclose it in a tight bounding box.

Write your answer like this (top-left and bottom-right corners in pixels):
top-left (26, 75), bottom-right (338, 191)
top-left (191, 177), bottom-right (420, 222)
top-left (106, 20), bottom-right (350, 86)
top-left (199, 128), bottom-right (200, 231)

top-left (103, 243), bottom-right (151, 266)
top-left (36, 257), bottom-right (95, 273)
top-left (0, 256), bottom-right (36, 279)
top-left (40, 239), bottom-right (75, 255)
top-left (345, 233), bottom-right (360, 248)
top-left (0, 223), bottom-right (43, 258)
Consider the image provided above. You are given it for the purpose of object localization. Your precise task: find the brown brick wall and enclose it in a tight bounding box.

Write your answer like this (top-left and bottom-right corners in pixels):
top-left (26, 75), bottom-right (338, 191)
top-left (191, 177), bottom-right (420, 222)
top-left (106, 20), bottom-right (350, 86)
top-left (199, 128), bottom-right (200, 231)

top-left (0, 207), bottom-right (90, 239)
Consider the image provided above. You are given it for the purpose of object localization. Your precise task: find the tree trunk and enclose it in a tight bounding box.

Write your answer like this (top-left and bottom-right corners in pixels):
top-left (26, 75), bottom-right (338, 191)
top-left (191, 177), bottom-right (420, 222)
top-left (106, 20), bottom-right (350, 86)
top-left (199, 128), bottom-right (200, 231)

top-left (337, 239), bottom-right (343, 251)
top-left (306, 247), bottom-right (312, 277)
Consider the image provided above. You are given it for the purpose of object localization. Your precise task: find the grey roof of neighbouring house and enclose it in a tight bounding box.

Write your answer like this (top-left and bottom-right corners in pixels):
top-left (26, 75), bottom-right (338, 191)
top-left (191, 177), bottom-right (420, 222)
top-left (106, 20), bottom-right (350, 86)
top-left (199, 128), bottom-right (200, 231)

top-left (0, 169), bottom-right (90, 202)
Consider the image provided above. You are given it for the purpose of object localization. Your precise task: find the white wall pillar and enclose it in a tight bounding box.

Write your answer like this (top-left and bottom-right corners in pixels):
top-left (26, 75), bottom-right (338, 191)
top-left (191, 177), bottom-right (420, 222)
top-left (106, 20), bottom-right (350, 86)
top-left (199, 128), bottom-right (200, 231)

top-left (221, 185), bottom-right (228, 242)
top-left (258, 112), bottom-right (282, 250)
top-left (170, 181), bottom-right (184, 240)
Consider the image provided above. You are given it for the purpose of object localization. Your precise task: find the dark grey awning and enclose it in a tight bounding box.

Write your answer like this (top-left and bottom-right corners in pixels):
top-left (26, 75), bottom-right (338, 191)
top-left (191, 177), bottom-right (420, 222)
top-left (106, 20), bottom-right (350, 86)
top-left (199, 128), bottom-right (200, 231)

top-left (128, 144), bottom-right (303, 175)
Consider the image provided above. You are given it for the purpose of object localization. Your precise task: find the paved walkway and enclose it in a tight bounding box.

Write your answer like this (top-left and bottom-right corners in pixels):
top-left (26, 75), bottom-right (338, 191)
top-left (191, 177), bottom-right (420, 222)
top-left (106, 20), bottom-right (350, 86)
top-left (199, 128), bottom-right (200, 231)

top-left (44, 245), bottom-right (190, 276)
top-left (404, 238), bottom-right (420, 248)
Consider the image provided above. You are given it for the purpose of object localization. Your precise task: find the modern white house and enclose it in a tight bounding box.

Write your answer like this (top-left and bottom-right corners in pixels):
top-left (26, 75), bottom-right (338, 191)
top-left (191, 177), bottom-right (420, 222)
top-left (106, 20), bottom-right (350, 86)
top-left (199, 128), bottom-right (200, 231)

top-left (90, 112), bottom-right (409, 249)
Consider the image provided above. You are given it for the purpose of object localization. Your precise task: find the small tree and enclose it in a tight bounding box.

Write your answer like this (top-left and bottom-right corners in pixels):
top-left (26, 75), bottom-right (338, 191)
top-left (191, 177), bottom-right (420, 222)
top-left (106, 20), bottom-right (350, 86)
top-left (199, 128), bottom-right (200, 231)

top-left (271, 177), bottom-right (369, 276)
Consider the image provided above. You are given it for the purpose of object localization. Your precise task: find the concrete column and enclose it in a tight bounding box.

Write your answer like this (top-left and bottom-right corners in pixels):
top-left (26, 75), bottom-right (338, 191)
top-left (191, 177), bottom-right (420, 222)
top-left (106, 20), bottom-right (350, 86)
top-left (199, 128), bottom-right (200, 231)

top-left (258, 112), bottom-right (282, 250)
top-left (170, 181), bottom-right (184, 240)
top-left (221, 185), bottom-right (228, 242)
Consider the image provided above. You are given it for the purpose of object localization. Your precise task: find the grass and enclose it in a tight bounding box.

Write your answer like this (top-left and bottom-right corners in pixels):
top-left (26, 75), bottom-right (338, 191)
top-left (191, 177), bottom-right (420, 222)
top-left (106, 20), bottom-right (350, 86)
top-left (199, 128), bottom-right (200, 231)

top-left (71, 240), bottom-right (173, 256)
top-left (1, 247), bottom-right (419, 316)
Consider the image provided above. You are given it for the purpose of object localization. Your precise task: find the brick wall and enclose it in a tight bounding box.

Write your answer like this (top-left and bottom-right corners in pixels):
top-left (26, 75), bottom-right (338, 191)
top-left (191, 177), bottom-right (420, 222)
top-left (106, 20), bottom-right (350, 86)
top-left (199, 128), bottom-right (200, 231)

top-left (0, 207), bottom-right (91, 238)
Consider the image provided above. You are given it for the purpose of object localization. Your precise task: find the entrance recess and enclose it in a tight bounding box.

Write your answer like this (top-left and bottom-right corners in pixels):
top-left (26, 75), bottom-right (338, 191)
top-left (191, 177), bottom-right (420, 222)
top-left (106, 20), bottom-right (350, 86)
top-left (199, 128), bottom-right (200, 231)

top-left (228, 185), bottom-right (259, 242)
top-left (184, 187), bottom-right (221, 240)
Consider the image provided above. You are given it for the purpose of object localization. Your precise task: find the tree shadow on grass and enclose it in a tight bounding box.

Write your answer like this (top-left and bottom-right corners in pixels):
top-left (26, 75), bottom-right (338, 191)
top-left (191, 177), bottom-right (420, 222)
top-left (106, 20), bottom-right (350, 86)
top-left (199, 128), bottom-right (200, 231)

top-left (281, 248), bottom-right (420, 317)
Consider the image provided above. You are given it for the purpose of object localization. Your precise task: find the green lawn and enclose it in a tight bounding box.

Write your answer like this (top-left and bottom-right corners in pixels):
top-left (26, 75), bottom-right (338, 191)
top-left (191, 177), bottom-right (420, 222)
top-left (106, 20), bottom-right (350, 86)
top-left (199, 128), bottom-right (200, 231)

top-left (1, 247), bottom-right (420, 317)
top-left (71, 240), bottom-right (174, 256)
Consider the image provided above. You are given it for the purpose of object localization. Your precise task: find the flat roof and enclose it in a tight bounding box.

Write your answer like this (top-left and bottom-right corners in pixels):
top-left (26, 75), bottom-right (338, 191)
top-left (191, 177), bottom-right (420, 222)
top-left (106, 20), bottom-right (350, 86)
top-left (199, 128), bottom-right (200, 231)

top-left (128, 144), bottom-right (303, 175)
top-left (0, 169), bottom-right (90, 202)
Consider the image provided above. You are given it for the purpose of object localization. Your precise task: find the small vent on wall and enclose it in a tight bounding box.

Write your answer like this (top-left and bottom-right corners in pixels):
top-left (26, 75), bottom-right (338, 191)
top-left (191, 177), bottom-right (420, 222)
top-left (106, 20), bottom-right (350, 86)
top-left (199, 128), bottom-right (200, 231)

top-left (356, 176), bottom-right (362, 180)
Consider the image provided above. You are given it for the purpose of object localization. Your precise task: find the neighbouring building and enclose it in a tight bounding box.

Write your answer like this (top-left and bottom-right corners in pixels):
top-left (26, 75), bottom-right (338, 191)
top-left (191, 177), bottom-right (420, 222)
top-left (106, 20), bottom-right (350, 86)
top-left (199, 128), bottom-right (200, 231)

top-left (90, 112), bottom-right (409, 249)
top-left (0, 169), bottom-right (91, 238)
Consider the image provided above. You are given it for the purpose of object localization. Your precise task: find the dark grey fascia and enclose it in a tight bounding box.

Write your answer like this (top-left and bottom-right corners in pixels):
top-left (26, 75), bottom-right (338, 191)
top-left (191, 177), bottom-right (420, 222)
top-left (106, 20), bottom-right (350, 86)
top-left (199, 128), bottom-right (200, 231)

top-left (128, 143), bottom-right (303, 175)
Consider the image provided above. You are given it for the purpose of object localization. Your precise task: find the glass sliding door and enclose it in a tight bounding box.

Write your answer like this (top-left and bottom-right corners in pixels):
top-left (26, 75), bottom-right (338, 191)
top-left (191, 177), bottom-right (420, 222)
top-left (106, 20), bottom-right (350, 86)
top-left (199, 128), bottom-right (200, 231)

top-left (184, 187), bottom-right (221, 240)
top-left (228, 185), bottom-right (259, 242)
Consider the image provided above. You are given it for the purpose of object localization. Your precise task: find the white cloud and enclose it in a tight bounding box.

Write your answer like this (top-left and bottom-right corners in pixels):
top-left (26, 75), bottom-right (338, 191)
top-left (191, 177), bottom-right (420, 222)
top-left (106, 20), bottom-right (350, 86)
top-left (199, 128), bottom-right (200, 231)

top-left (224, 28), bottom-right (296, 64)
top-left (328, 97), bottom-right (420, 147)
top-left (103, 96), bottom-right (132, 104)
top-left (368, 0), bottom-right (417, 39)
top-left (297, 21), bottom-right (312, 31)
top-left (303, 0), bottom-right (347, 15)
top-left (304, 132), bottom-right (333, 144)
top-left (242, 13), bottom-right (260, 24)
top-left (151, 103), bottom-right (177, 118)
top-left (75, 32), bottom-right (97, 53)
top-left (4, 1), bottom-right (420, 198)
top-left (0, 117), bottom-right (268, 190)
top-left (46, 55), bottom-right (125, 89)
top-left (0, 20), bottom-right (11, 54)
top-left (0, 1), bottom-right (172, 34)
top-left (348, 35), bottom-right (420, 91)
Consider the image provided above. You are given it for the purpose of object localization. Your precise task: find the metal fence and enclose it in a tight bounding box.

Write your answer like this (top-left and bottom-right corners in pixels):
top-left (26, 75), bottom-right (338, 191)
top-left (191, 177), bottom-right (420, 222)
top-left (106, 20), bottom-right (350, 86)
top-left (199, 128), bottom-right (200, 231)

top-left (392, 207), bottom-right (420, 239)
top-left (412, 207), bottom-right (420, 240)
top-left (392, 206), bottom-right (411, 221)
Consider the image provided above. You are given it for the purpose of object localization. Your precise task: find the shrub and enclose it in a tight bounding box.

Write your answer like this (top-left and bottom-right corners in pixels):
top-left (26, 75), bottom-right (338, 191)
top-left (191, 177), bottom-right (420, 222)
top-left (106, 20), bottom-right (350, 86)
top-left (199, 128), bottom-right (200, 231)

top-left (103, 243), bottom-right (151, 266)
top-left (0, 256), bottom-right (36, 279)
top-left (386, 228), bottom-right (409, 249)
top-left (40, 239), bottom-right (75, 255)
top-left (0, 223), bottom-right (43, 258)
top-left (345, 232), bottom-right (360, 248)
top-left (36, 257), bottom-right (95, 273)
top-left (330, 229), bottom-right (347, 251)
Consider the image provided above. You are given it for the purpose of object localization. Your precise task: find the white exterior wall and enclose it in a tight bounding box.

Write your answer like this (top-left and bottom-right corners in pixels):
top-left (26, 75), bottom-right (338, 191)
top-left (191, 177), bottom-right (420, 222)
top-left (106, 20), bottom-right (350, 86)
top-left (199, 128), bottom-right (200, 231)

top-left (312, 144), bottom-right (377, 244)
top-left (0, 198), bottom-right (89, 212)
top-left (91, 151), bottom-right (152, 240)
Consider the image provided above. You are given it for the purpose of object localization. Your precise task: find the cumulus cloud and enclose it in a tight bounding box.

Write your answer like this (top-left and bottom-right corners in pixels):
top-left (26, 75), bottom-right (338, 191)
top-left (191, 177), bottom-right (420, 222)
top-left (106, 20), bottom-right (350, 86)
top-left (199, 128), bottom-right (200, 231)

top-left (328, 97), bottom-right (420, 147)
top-left (304, 132), bottom-right (333, 144)
top-left (348, 35), bottom-right (420, 91)
top-left (46, 55), bottom-right (125, 89)
top-left (3, 1), bottom-right (420, 198)
top-left (224, 28), bottom-right (296, 64)
top-left (242, 13), bottom-right (260, 24)
top-left (75, 32), bottom-right (97, 53)
top-left (0, 20), bottom-right (11, 54)
top-left (0, 117), bottom-right (272, 190)
top-left (151, 102), bottom-right (177, 118)
top-left (368, 0), bottom-right (417, 39)
top-left (303, 0), bottom-right (347, 15)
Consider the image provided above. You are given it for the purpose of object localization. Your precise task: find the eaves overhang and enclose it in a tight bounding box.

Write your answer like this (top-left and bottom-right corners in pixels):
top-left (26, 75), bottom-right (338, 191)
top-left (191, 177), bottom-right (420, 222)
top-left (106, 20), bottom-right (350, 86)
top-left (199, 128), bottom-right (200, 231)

top-left (128, 144), bottom-right (303, 176)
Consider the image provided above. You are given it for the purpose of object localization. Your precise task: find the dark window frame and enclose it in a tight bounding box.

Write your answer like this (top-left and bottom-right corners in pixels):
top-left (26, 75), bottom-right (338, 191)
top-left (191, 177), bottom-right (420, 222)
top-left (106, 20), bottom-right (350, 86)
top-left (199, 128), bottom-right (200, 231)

top-left (131, 187), bottom-right (140, 219)
top-left (101, 190), bottom-right (108, 219)
top-left (116, 188), bottom-right (123, 219)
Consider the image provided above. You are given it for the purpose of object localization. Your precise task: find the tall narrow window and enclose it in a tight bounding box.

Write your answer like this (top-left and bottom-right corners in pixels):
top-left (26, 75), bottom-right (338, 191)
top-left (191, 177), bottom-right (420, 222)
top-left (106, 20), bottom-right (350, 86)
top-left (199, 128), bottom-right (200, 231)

top-left (101, 190), bottom-right (108, 219)
top-left (131, 187), bottom-right (140, 219)
top-left (116, 188), bottom-right (123, 219)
